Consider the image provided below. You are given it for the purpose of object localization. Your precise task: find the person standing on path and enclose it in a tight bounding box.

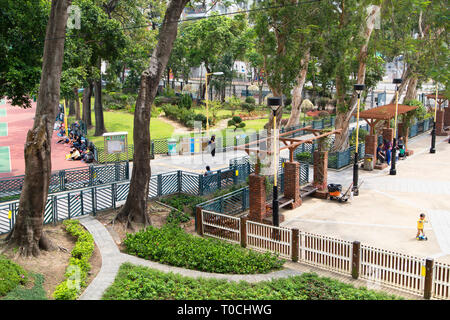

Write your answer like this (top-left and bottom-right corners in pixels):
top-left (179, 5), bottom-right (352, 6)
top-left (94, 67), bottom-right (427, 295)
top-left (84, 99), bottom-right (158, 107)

top-left (209, 135), bottom-right (216, 157)
top-left (384, 139), bottom-right (392, 165)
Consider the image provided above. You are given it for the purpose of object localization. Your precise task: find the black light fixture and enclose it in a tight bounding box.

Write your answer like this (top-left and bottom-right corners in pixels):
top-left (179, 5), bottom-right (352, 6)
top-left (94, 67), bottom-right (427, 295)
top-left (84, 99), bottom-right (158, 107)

top-left (352, 84), bottom-right (365, 196)
top-left (430, 84), bottom-right (438, 153)
top-left (390, 78), bottom-right (402, 175)
top-left (267, 96), bottom-right (282, 227)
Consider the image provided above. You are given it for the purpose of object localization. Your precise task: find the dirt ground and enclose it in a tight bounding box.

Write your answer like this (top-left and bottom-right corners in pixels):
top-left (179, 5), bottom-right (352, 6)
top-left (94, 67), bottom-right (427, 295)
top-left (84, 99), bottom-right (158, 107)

top-left (0, 222), bottom-right (101, 299)
top-left (95, 201), bottom-right (196, 252)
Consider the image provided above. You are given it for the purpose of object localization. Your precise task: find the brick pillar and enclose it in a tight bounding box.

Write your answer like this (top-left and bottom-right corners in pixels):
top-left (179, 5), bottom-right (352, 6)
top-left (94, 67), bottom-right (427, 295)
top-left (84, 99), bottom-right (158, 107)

top-left (444, 107), bottom-right (450, 127)
top-left (382, 128), bottom-right (394, 144)
top-left (313, 151), bottom-right (328, 191)
top-left (364, 134), bottom-right (377, 163)
top-left (249, 174), bottom-right (266, 222)
top-left (436, 110), bottom-right (448, 136)
top-left (284, 162), bottom-right (302, 209)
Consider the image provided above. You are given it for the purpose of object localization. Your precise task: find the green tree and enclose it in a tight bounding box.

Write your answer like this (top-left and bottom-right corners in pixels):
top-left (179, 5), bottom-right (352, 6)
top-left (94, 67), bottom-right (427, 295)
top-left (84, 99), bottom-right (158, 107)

top-left (0, 0), bottom-right (50, 107)
top-left (6, 0), bottom-right (71, 256)
top-left (115, 0), bottom-right (190, 227)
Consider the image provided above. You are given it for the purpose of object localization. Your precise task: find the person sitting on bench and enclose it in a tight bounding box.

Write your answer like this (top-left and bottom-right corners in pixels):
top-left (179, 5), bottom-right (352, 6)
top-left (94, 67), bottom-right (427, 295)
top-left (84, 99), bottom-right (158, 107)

top-left (398, 136), bottom-right (406, 159)
top-left (376, 143), bottom-right (386, 164)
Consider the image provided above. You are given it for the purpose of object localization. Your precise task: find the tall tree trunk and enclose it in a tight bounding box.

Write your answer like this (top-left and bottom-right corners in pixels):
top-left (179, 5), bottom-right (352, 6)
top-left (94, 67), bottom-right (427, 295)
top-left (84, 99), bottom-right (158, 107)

top-left (115, 0), bottom-right (190, 226)
top-left (82, 81), bottom-right (93, 127)
top-left (333, 5), bottom-right (380, 151)
top-left (403, 76), bottom-right (418, 102)
top-left (94, 58), bottom-right (106, 136)
top-left (286, 47), bottom-right (310, 128)
top-left (389, 67), bottom-right (411, 104)
top-left (7, 0), bottom-right (70, 257)
top-left (68, 99), bottom-right (75, 116)
top-left (74, 88), bottom-right (81, 120)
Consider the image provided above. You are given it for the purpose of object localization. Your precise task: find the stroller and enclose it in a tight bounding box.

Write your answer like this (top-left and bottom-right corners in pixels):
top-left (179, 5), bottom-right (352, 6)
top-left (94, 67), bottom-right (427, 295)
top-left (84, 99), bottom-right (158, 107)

top-left (328, 183), bottom-right (353, 203)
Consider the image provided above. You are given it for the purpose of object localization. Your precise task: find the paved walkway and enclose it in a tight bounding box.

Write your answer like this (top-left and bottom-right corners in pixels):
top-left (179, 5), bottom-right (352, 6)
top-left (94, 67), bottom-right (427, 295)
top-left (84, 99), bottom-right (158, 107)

top-left (77, 215), bottom-right (302, 300)
top-left (282, 133), bottom-right (450, 263)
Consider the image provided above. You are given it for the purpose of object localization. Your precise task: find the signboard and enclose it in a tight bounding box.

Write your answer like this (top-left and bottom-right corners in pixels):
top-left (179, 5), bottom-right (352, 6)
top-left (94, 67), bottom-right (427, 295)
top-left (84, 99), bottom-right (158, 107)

top-left (103, 132), bottom-right (128, 154)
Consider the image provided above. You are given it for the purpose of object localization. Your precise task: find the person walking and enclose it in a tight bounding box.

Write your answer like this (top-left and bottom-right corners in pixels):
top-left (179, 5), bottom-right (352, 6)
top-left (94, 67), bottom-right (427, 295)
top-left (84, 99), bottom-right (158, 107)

top-left (208, 135), bottom-right (216, 157)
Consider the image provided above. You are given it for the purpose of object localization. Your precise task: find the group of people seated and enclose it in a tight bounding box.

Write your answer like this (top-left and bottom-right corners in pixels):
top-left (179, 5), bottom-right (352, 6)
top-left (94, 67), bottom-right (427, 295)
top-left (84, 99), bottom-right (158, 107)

top-left (54, 117), bottom-right (94, 164)
top-left (376, 136), bottom-right (406, 165)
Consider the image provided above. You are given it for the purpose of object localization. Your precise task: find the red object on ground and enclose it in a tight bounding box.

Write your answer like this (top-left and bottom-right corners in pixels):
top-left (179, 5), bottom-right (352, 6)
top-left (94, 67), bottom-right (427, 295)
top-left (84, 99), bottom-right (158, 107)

top-left (0, 100), bottom-right (88, 178)
top-left (306, 110), bottom-right (321, 117)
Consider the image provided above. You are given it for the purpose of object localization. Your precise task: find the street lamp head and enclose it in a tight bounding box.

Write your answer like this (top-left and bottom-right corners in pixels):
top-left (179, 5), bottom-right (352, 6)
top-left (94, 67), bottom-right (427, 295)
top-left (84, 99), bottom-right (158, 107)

top-left (353, 84), bottom-right (365, 92)
top-left (267, 97), bottom-right (282, 112)
top-left (393, 78), bottom-right (402, 84)
top-left (212, 72), bottom-right (224, 76)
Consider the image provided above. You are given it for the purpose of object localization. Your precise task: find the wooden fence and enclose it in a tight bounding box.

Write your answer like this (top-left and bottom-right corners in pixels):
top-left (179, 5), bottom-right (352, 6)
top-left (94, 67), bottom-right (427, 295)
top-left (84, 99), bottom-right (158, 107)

top-left (198, 209), bottom-right (450, 300)
top-left (360, 245), bottom-right (425, 296)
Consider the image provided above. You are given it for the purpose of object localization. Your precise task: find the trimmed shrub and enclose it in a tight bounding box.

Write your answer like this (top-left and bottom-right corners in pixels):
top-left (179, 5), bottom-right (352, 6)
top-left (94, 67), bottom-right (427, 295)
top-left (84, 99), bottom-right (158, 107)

top-left (178, 93), bottom-right (193, 109)
top-left (103, 264), bottom-right (402, 300)
top-left (53, 220), bottom-right (94, 300)
top-left (124, 225), bottom-right (284, 274)
top-left (0, 255), bottom-right (28, 296)
top-left (245, 96), bottom-right (256, 104)
top-left (241, 102), bottom-right (256, 114)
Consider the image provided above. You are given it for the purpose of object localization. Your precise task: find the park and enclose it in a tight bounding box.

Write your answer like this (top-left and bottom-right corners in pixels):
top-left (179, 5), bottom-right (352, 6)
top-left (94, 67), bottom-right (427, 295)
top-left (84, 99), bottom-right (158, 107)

top-left (0, 0), bottom-right (449, 308)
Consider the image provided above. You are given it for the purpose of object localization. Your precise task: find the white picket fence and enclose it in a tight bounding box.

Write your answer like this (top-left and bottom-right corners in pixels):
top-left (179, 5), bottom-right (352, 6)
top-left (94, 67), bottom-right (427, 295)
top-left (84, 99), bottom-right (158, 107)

top-left (246, 220), bottom-right (292, 260)
top-left (299, 231), bottom-right (352, 274)
top-left (433, 262), bottom-right (450, 300)
top-left (200, 210), bottom-right (450, 299)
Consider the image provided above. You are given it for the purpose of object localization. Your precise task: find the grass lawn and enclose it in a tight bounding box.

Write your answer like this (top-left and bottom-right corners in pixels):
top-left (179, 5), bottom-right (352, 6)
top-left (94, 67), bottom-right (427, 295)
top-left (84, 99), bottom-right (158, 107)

top-left (69, 111), bottom-right (175, 146)
top-left (103, 263), bottom-right (402, 300)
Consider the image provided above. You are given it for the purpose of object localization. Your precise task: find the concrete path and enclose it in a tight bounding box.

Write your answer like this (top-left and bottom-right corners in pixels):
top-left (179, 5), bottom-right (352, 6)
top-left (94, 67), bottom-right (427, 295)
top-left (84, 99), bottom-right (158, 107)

top-left (77, 215), bottom-right (302, 300)
top-left (282, 133), bottom-right (450, 263)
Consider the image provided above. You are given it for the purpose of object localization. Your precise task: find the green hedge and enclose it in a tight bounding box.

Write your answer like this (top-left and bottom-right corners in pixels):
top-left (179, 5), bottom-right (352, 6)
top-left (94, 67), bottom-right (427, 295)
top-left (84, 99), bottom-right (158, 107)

top-left (103, 263), bottom-right (402, 300)
top-left (2, 273), bottom-right (47, 300)
top-left (52, 220), bottom-right (95, 300)
top-left (124, 225), bottom-right (284, 274)
top-left (0, 255), bottom-right (28, 297)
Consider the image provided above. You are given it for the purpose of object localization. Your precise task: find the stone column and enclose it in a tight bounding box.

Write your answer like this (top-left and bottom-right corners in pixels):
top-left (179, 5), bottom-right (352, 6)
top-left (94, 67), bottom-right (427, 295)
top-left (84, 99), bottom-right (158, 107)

top-left (313, 150), bottom-right (328, 191)
top-left (284, 162), bottom-right (302, 209)
top-left (436, 110), bottom-right (448, 136)
top-left (248, 174), bottom-right (266, 222)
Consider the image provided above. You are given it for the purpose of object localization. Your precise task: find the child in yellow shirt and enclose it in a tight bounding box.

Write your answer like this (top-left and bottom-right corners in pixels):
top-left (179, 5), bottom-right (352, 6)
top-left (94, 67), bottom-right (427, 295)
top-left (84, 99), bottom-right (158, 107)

top-left (416, 213), bottom-right (427, 240)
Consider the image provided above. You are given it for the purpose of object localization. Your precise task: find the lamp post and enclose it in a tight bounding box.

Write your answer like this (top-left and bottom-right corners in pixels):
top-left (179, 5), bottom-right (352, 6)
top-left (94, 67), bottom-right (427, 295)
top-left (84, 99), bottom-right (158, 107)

top-left (430, 83), bottom-right (438, 153)
top-left (205, 71), bottom-right (224, 135)
top-left (352, 84), bottom-right (365, 196)
top-left (268, 97), bottom-right (282, 227)
top-left (390, 78), bottom-right (402, 176)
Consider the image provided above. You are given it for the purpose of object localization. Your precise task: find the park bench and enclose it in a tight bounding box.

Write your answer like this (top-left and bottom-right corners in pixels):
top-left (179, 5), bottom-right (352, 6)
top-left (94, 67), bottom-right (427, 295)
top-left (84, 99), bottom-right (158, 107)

top-left (300, 184), bottom-right (318, 198)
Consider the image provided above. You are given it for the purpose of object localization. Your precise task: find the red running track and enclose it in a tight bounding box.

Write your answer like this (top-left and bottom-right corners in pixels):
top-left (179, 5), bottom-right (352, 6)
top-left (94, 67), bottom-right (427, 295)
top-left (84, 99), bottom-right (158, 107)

top-left (0, 100), bottom-right (88, 178)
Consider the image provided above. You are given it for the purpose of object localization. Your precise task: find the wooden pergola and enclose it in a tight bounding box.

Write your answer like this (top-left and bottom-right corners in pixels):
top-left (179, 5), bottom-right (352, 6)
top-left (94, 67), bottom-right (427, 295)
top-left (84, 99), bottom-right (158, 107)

top-left (426, 93), bottom-right (448, 110)
top-left (353, 103), bottom-right (418, 135)
top-left (235, 126), bottom-right (342, 163)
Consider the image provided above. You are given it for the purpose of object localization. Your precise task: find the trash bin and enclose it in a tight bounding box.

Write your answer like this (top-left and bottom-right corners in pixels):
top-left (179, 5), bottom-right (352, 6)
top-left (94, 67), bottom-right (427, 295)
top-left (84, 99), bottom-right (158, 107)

top-left (363, 154), bottom-right (374, 171)
top-left (167, 139), bottom-right (177, 156)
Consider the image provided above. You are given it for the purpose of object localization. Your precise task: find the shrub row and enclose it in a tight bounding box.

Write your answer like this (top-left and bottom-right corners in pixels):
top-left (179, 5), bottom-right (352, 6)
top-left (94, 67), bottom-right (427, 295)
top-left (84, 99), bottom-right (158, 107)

top-left (103, 263), bottom-right (402, 300)
top-left (124, 225), bottom-right (284, 274)
top-left (0, 255), bottom-right (28, 297)
top-left (53, 220), bottom-right (95, 300)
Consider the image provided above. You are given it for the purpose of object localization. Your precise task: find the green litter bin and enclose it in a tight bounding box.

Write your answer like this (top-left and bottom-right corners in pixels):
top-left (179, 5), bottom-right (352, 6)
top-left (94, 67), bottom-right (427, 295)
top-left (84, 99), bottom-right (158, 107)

top-left (168, 139), bottom-right (177, 156)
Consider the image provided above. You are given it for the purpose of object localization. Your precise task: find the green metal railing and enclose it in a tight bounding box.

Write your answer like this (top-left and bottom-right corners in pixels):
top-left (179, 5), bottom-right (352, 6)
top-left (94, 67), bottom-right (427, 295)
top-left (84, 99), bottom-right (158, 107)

top-left (0, 162), bottom-right (130, 200)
